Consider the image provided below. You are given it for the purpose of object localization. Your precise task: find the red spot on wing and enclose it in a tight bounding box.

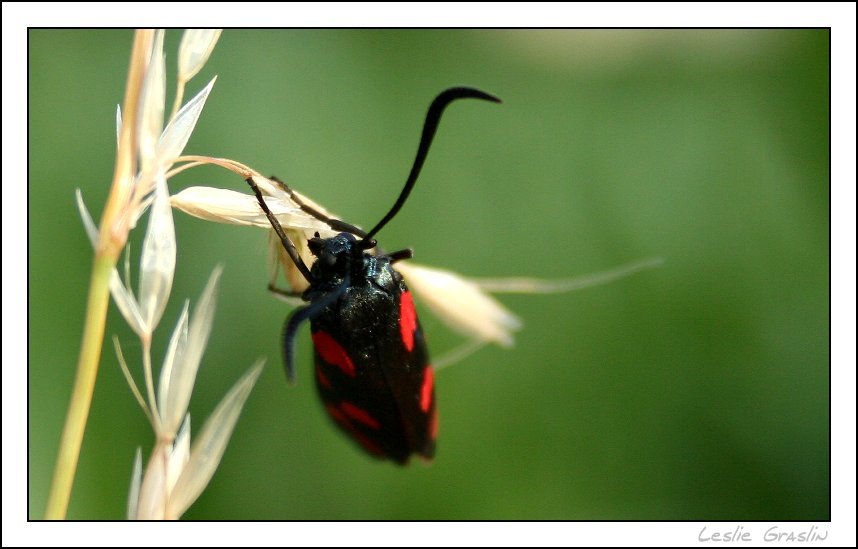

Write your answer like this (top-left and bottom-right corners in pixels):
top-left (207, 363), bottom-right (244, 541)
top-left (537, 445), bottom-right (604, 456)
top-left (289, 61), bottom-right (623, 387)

top-left (324, 403), bottom-right (385, 456)
top-left (399, 291), bottom-right (418, 352)
top-left (324, 403), bottom-right (349, 426)
top-left (420, 366), bottom-right (434, 413)
top-left (352, 431), bottom-right (385, 457)
top-left (312, 331), bottom-right (355, 377)
top-left (340, 401), bottom-right (381, 430)
top-left (315, 365), bottom-right (331, 389)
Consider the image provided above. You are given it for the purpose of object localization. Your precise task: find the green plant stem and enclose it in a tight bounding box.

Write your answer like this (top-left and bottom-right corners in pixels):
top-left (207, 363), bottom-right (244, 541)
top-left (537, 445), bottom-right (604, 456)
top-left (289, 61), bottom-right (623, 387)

top-left (45, 253), bottom-right (114, 519)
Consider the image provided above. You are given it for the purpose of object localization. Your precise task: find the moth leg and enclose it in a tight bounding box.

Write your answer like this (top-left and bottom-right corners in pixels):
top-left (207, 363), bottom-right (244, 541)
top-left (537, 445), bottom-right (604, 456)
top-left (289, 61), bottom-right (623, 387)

top-left (282, 304), bottom-right (313, 385)
top-left (280, 275), bottom-right (352, 385)
top-left (386, 248), bottom-right (414, 263)
top-left (267, 283), bottom-right (303, 299)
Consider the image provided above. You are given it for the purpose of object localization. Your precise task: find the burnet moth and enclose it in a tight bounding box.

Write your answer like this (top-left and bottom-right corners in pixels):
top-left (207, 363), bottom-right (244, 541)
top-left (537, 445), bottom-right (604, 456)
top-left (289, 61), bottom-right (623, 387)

top-left (246, 87), bottom-right (501, 464)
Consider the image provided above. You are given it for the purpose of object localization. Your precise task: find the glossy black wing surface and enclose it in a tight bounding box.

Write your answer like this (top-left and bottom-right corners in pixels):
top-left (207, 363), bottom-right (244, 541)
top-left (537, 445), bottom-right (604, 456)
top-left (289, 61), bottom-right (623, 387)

top-left (309, 262), bottom-right (437, 464)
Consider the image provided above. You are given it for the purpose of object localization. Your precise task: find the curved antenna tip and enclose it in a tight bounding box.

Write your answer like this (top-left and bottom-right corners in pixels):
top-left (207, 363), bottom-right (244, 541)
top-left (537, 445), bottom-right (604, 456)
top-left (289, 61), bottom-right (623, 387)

top-left (363, 86), bottom-right (501, 241)
top-left (439, 86), bottom-right (502, 105)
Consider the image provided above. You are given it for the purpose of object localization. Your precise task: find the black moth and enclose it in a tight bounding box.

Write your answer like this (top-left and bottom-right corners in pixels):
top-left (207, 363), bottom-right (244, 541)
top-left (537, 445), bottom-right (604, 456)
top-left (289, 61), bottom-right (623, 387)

top-left (247, 87), bottom-right (500, 464)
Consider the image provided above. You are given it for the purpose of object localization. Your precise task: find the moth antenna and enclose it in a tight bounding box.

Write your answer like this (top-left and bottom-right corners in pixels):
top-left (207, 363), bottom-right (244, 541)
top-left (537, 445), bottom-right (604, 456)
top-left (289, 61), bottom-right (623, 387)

top-left (362, 87), bottom-right (501, 242)
top-left (246, 177), bottom-right (312, 282)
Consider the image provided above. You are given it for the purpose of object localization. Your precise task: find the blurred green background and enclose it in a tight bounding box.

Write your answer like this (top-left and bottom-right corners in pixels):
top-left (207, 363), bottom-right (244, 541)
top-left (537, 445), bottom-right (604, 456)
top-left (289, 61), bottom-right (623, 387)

top-left (29, 30), bottom-right (828, 520)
